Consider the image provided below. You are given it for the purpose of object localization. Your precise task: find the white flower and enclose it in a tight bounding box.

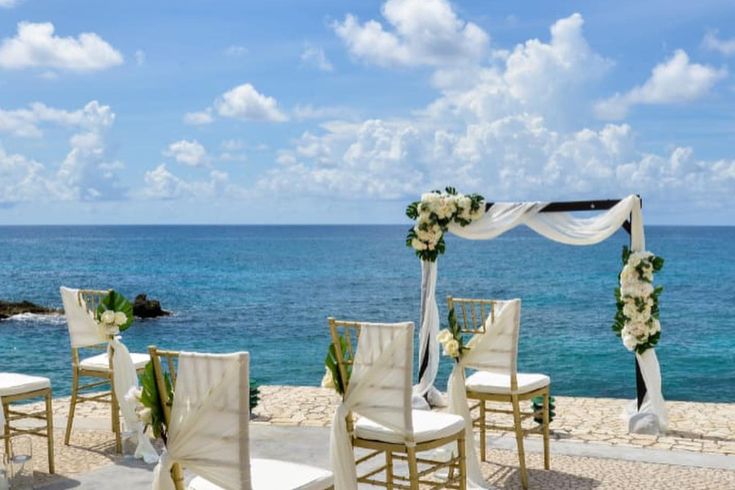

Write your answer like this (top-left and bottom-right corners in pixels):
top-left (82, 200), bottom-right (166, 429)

top-left (622, 334), bottom-right (638, 351)
top-left (125, 386), bottom-right (142, 404)
top-left (136, 406), bottom-right (153, 425)
top-left (421, 193), bottom-right (441, 213)
top-left (437, 329), bottom-right (453, 344)
top-left (411, 238), bottom-right (427, 251)
top-left (470, 201), bottom-right (484, 220)
top-left (100, 310), bottom-right (116, 325)
top-left (435, 196), bottom-right (456, 220)
top-left (621, 280), bottom-right (653, 298)
top-left (320, 368), bottom-right (335, 389)
top-left (626, 321), bottom-right (648, 337)
top-left (114, 311), bottom-right (128, 326)
top-left (650, 318), bottom-right (661, 334)
top-left (443, 339), bottom-right (460, 357)
top-left (620, 264), bottom-right (638, 284)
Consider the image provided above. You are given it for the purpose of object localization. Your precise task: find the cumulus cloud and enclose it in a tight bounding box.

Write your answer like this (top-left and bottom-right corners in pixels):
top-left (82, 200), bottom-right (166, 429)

top-left (0, 147), bottom-right (52, 205)
top-left (183, 110), bottom-right (214, 125)
top-left (292, 104), bottom-right (356, 121)
top-left (595, 50), bottom-right (726, 119)
top-left (140, 164), bottom-right (235, 200)
top-left (0, 100), bottom-right (114, 138)
top-left (0, 0), bottom-right (19, 8)
top-left (164, 139), bottom-right (210, 167)
top-left (0, 22), bottom-right (123, 71)
top-left (301, 44), bottom-right (333, 71)
top-left (334, 0), bottom-right (488, 67)
top-left (255, 11), bottom-right (735, 215)
top-left (214, 83), bottom-right (287, 122)
top-left (702, 30), bottom-right (735, 56)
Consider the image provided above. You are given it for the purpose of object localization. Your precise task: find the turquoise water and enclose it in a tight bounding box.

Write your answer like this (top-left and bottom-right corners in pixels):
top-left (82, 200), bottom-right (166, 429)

top-left (0, 225), bottom-right (733, 401)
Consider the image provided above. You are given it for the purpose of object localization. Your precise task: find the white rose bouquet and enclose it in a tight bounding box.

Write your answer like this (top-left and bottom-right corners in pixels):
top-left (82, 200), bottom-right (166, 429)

top-left (95, 290), bottom-right (134, 337)
top-left (437, 307), bottom-right (470, 361)
top-left (612, 246), bottom-right (664, 353)
top-left (406, 187), bottom-right (485, 262)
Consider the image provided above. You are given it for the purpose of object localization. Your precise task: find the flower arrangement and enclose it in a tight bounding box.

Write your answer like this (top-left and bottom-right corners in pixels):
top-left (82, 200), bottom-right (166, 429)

top-left (406, 187), bottom-right (485, 262)
top-left (612, 246), bottom-right (664, 353)
top-left (322, 335), bottom-right (351, 395)
top-left (437, 307), bottom-right (470, 361)
top-left (96, 290), bottom-right (134, 337)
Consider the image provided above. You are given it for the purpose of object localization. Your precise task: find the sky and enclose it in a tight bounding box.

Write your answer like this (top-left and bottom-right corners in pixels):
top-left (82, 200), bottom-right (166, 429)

top-left (0, 0), bottom-right (734, 225)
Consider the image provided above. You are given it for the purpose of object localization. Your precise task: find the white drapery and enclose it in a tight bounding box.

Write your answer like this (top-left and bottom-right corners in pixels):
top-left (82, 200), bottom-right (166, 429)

top-left (414, 195), bottom-right (667, 432)
top-left (152, 352), bottom-right (250, 490)
top-left (330, 322), bottom-right (414, 490)
top-left (60, 287), bottom-right (159, 463)
top-left (447, 299), bottom-right (521, 489)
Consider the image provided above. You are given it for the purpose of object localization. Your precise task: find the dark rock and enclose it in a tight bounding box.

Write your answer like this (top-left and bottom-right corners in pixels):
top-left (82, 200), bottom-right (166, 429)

top-left (0, 300), bottom-right (62, 320)
top-left (133, 294), bottom-right (170, 318)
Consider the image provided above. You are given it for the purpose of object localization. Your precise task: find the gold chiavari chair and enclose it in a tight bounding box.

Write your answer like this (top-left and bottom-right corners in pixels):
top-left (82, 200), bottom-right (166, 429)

top-left (329, 317), bottom-right (467, 490)
top-left (448, 297), bottom-right (550, 490)
top-left (60, 288), bottom-right (149, 452)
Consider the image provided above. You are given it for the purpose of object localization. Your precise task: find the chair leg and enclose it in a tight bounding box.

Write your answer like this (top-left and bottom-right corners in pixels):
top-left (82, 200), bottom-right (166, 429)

top-left (2, 401), bottom-right (10, 458)
top-left (480, 400), bottom-right (487, 462)
top-left (385, 450), bottom-right (394, 490)
top-left (407, 446), bottom-right (419, 490)
top-left (543, 389), bottom-right (550, 470)
top-left (511, 395), bottom-right (528, 490)
top-left (457, 433), bottom-right (467, 490)
top-left (45, 390), bottom-right (55, 474)
top-left (171, 462), bottom-right (185, 490)
top-left (64, 370), bottom-right (79, 445)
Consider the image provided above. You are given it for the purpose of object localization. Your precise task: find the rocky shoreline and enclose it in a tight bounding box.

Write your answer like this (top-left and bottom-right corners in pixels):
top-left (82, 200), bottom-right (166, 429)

top-left (0, 293), bottom-right (170, 321)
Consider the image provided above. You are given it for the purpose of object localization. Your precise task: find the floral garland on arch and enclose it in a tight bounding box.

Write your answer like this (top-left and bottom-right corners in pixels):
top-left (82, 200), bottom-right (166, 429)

top-left (613, 246), bottom-right (665, 353)
top-left (405, 187), bottom-right (485, 262)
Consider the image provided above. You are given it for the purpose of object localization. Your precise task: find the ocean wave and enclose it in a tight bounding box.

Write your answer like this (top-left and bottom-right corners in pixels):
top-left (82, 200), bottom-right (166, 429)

top-left (4, 313), bottom-right (66, 325)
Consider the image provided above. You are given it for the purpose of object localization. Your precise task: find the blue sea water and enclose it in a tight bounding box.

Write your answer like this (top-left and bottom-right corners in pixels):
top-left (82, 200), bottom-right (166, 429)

top-left (0, 225), bottom-right (733, 402)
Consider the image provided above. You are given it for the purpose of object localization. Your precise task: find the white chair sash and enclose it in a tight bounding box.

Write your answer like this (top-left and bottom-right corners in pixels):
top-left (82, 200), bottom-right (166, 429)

top-left (60, 287), bottom-right (158, 463)
top-left (329, 322), bottom-right (414, 490)
top-left (152, 352), bottom-right (250, 490)
top-left (447, 299), bottom-right (521, 490)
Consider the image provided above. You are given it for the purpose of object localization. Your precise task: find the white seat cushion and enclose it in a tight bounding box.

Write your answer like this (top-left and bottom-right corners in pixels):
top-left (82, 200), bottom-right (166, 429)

top-left (465, 371), bottom-right (550, 395)
top-left (79, 352), bottom-right (150, 372)
top-left (354, 409), bottom-right (465, 445)
top-left (0, 372), bottom-right (51, 397)
top-left (188, 458), bottom-right (333, 490)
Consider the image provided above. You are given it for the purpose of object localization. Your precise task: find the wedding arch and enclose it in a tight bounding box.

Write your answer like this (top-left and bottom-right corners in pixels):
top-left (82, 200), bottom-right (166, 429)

top-left (409, 193), bottom-right (667, 433)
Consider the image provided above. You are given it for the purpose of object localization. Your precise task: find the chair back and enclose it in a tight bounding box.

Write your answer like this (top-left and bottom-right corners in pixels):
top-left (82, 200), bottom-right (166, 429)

top-left (60, 287), bottom-right (109, 349)
top-left (447, 296), bottom-right (496, 334)
top-left (454, 299), bottom-right (522, 391)
top-left (149, 346), bottom-right (251, 490)
top-left (328, 318), bottom-right (414, 443)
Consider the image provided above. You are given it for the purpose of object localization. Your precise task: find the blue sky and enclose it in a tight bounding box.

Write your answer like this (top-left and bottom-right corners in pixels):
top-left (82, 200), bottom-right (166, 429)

top-left (1, 0), bottom-right (734, 224)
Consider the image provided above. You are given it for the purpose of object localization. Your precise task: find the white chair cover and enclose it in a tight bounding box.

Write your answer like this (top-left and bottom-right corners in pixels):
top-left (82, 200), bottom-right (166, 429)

top-left (417, 195), bottom-right (667, 433)
top-left (60, 287), bottom-right (158, 463)
top-left (152, 352), bottom-right (250, 490)
top-left (329, 322), bottom-right (414, 490)
top-left (447, 299), bottom-right (521, 490)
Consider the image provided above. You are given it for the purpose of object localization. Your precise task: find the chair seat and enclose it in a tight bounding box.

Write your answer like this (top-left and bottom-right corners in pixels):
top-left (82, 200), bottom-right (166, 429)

top-left (79, 352), bottom-right (150, 372)
top-left (188, 458), bottom-right (333, 490)
top-left (466, 371), bottom-right (550, 395)
top-left (354, 409), bottom-right (465, 445)
top-left (0, 372), bottom-right (51, 397)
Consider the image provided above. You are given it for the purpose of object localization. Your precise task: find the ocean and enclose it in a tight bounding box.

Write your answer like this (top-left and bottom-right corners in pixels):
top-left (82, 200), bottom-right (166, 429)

top-left (0, 225), bottom-right (733, 402)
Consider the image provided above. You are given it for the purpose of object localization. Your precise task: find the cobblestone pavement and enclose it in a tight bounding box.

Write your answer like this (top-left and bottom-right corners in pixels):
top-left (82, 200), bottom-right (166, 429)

top-left (5, 385), bottom-right (734, 488)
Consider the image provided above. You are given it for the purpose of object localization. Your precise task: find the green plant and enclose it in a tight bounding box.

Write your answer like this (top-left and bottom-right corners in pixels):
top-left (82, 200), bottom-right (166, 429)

top-left (139, 361), bottom-right (172, 442)
top-left (324, 335), bottom-right (351, 395)
top-left (96, 290), bottom-right (134, 332)
top-left (250, 379), bottom-right (260, 413)
top-left (531, 396), bottom-right (555, 424)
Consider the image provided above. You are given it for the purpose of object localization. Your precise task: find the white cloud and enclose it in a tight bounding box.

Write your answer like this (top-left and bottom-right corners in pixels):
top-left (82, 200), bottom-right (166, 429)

top-left (595, 50), bottom-right (726, 119)
top-left (214, 83), bottom-right (288, 122)
top-left (134, 49), bottom-right (145, 66)
top-left (164, 139), bottom-right (209, 167)
top-left (0, 100), bottom-right (114, 138)
top-left (0, 22), bottom-right (123, 71)
top-left (0, 0), bottom-right (19, 8)
top-left (225, 45), bottom-right (248, 57)
top-left (334, 0), bottom-right (489, 67)
top-left (140, 164), bottom-right (234, 200)
top-left (292, 104), bottom-right (356, 120)
top-left (702, 30), bottom-right (735, 56)
top-left (0, 146), bottom-right (52, 205)
top-left (256, 13), bottom-right (735, 215)
top-left (301, 44), bottom-right (333, 71)
top-left (183, 110), bottom-right (214, 125)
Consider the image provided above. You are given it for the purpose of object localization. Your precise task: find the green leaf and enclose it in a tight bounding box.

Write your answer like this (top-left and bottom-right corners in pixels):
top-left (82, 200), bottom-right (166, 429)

top-left (325, 335), bottom-right (351, 395)
top-left (96, 290), bottom-right (134, 332)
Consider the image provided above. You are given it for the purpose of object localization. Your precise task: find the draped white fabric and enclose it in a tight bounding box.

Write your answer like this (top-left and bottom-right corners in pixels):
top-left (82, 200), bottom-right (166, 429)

top-left (152, 352), bottom-right (250, 490)
top-left (329, 322), bottom-right (414, 490)
top-left (59, 287), bottom-right (158, 463)
top-left (447, 299), bottom-right (522, 490)
top-left (416, 195), bottom-right (667, 433)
